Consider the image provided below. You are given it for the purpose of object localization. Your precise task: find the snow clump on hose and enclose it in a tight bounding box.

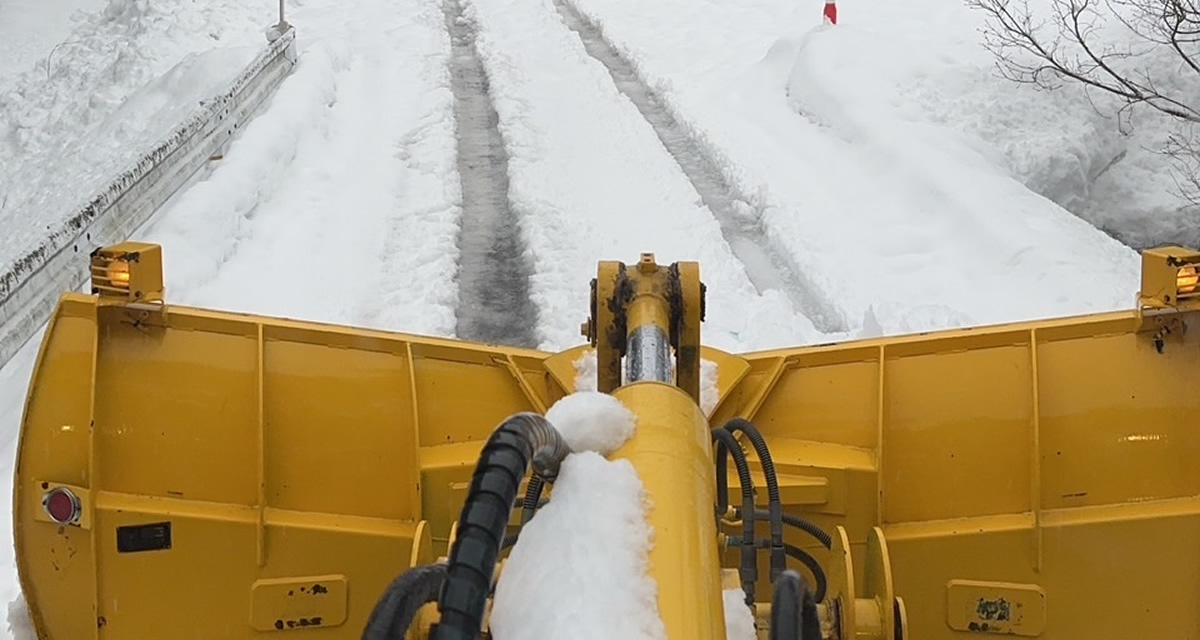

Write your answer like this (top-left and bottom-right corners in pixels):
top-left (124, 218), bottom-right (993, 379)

top-left (489, 451), bottom-right (666, 640)
top-left (488, 391), bottom-right (664, 638)
top-left (544, 390), bottom-right (636, 455)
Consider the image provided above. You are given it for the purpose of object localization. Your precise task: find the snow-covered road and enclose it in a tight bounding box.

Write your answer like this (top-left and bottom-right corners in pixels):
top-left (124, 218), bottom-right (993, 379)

top-left (144, 0), bottom-right (462, 337)
top-left (443, 0), bottom-right (539, 348)
top-left (462, 0), bottom-right (820, 352)
top-left (0, 0), bottom-right (1170, 635)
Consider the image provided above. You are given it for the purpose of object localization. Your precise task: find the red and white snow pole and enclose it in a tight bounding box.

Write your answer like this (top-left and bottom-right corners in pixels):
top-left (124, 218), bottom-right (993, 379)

top-left (823, 0), bottom-right (837, 24)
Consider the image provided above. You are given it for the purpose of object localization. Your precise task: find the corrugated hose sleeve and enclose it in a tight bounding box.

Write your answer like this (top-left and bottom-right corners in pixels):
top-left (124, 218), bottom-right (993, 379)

top-left (360, 562), bottom-right (447, 640)
top-left (432, 413), bottom-right (569, 640)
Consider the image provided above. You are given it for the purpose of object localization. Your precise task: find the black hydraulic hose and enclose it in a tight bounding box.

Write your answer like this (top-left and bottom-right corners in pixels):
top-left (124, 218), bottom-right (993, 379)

top-left (361, 563), bottom-right (447, 640)
top-left (730, 537), bottom-right (827, 603)
top-left (750, 508), bottom-right (833, 550)
top-left (712, 427), bottom-right (758, 605)
top-left (721, 418), bottom-right (785, 581)
top-left (769, 569), bottom-right (821, 640)
top-left (783, 542), bottom-right (827, 603)
top-left (715, 436), bottom-right (730, 516)
top-left (432, 413), bottom-right (570, 640)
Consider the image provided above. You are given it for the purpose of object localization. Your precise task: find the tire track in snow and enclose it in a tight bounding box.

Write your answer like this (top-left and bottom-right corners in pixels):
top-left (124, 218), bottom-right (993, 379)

top-left (551, 0), bottom-right (847, 333)
top-left (443, 0), bottom-right (540, 347)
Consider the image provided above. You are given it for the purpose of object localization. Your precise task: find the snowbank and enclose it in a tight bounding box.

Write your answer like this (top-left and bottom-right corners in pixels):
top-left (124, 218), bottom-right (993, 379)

top-left (0, 0), bottom-right (105, 82)
top-left (0, 0), bottom-right (276, 273)
top-left (0, 45), bottom-right (262, 274)
top-left (135, 45), bottom-right (338, 304)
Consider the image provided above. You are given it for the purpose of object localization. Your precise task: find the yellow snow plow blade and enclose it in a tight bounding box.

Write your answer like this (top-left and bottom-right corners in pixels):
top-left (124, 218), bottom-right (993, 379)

top-left (13, 241), bottom-right (1200, 639)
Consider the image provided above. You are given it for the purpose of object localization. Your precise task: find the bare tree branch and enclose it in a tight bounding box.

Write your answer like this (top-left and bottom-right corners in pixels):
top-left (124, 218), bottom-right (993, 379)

top-left (967, 0), bottom-right (1200, 122)
top-left (1166, 126), bottom-right (1200, 204)
top-left (967, 0), bottom-right (1200, 201)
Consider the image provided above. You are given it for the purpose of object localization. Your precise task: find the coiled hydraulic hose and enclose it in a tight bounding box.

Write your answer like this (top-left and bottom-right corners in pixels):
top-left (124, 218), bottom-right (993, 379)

top-left (360, 563), bottom-right (447, 640)
top-left (431, 413), bottom-right (570, 640)
top-left (501, 475), bottom-right (549, 550)
top-left (770, 570), bottom-right (821, 640)
top-left (721, 418), bottom-right (785, 581)
top-left (521, 475), bottom-right (545, 526)
top-left (711, 428), bottom-right (758, 605)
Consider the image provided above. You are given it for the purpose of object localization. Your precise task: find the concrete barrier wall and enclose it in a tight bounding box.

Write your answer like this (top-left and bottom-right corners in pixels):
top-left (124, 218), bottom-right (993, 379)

top-left (0, 26), bottom-right (298, 368)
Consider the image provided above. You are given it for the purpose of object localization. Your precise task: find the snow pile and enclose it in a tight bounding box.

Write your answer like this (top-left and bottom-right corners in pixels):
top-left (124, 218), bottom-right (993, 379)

top-left (490, 452), bottom-right (666, 640)
top-left (546, 391), bottom-right (636, 455)
top-left (723, 588), bottom-right (757, 640)
top-left (492, 391), bottom-right (664, 639)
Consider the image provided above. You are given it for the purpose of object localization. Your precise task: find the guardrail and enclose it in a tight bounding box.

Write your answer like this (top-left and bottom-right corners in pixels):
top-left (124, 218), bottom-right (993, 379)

top-left (0, 25), bottom-right (299, 369)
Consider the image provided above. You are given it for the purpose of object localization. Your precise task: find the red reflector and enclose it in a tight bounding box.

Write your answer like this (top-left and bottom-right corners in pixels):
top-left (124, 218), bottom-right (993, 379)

top-left (43, 488), bottom-right (80, 525)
